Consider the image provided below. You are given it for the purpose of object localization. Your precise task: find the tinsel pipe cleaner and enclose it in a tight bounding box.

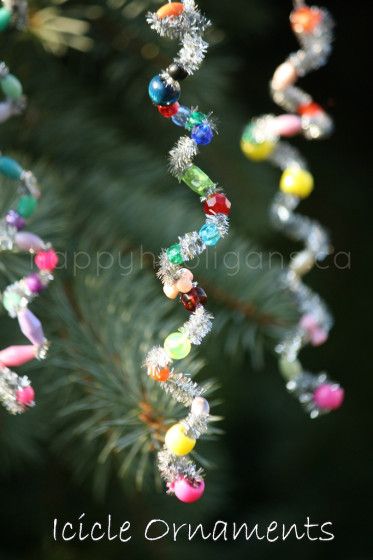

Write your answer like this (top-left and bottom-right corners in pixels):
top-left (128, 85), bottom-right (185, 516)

top-left (0, 0), bottom-right (59, 414)
top-left (144, 1), bottom-right (231, 503)
top-left (241, 1), bottom-right (344, 418)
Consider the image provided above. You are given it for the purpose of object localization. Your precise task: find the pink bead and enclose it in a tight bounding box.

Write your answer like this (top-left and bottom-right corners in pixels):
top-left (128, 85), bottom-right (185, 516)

top-left (15, 232), bottom-right (46, 252)
top-left (272, 115), bottom-right (302, 137)
top-left (313, 384), bottom-right (345, 411)
top-left (310, 327), bottom-right (328, 347)
top-left (163, 283), bottom-right (179, 299)
top-left (300, 313), bottom-right (319, 332)
top-left (0, 345), bottom-right (36, 367)
top-left (175, 269), bottom-right (194, 294)
top-left (16, 385), bottom-right (35, 407)
top-left (271, 62), bottom-right (297, 91)
top-left (170, 477), bottom-right (205, 503)
top-left (34, 248), bottom-right (59, 271)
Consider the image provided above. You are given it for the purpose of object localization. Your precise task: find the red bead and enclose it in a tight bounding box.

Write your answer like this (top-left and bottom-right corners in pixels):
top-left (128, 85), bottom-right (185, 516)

top-left (180, 287), bottom-right (207, 312)
top-left (298, 102), bottom-right (323, 116)
top-left (158, 102), bottom-right (180, 118)
top-left (16, 385), bottom-right (35, 406)
top-left (290, 7), bottom-right (322, 34)
top-left (203, 193), bottom-right (231, 216)
top-left (34, 248), bottom-right (59, 271)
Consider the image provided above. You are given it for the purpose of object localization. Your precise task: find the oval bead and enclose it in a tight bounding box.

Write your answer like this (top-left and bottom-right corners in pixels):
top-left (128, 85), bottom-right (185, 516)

top-left (157, 2), bottom-right (184, 19)
top-left (17, 195), bottom-right (37, 218)
top-left (164, 332), bottom-right (191, 360)
top-left (0, 345), bottom-right (36, 367)
top-left (181, 165), bottom-right (215, 195)
top-left (1, 74), bottom-right (23, 99)
top-left (272, 114), bottom-right (302, 138)
top-left (165, 423), bottom-right (196, 456)
top-left (0, 7), bottom-right (12, 31)
top-left (0, 156), bottom-right (23, 180)
top-left (279, 167), bottom-right (314, 198)
top-left (18, 309), bottom-right (45, 346)
top-left (15, 231), bottom-right (45, 252)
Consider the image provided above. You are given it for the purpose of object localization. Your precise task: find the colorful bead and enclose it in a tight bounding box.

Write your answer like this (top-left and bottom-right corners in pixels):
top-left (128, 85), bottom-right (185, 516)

top-left (2, 291), bottom-right (21, 315)
top-left (157, 2), bottom-right (184, 20)
top-left (180, 287), bottom-right (207, 312)
top-left (0, 6), bottom-right (12, 31)
top-left (166, 63), bottom-right (188, 81)
top-left (166, 243), bottom-right (183, 265)
top-left (172, 477), bottom-right (205, 503)
top-left (0, 156), bottom-right (23, 180)
top-left (298, 101), bottom-right (323, 116)
top-left (1, 74), bottom-right (23, 99)
top-left (148, 74), bottom-right (180, 106)
top-left (279, 167), bottom-right (314, 198)
top-left (34, 249), bottom-right (59, 271)
top-left (272, 114), bottom-right (302, 137)
top-left (278, 356), bottom-right (302, 381)
top-left (158, 102), bottom-right (180, 118)
top-left (313, 384), bottom-right (344, 411)
top-left (165, 423), bottom-right (196, 456)
top-left (164, 332), bottom-right (191, 360)
top-left (199, 222), bottom-right (221, 246)
top-left (181, 165), bottom-right (215, 195)
top-left (271, 62), bottom-right (297, 91)
top-left (203, 193), bottom-right (231, 216)
top-left (185, 111), bottom-right (206, 131)
top-left (163, 283), bottom-right (179, 299)
top-left (25, 273), bottom-right (45, 294)
top-left (15, 231), bottom-right (45, 252)
top-left (175, 268), bottom-right (194, 293)
top-left (171, 105), bottom-right (191, 127)
top-left (5, 210), bottom-right (25, 230)
top-left (17, 195), bottom-right (37, 218)
top-left (18, 309), bottom-right (45, 346)
top-left (290, 7), bottom-right (322, 34)
top-left (148, 366), bottom-right (170, 382)
top-left (241, 138), bottom-right (276, 161)
top-left (191, 396), bottom-right (210, 416)
top-left (16, 385), bottom-right (35, 407)
top-left (191, 123), bottom-right (214, 145)
top-left (0, 345), bottom-right (36, 367)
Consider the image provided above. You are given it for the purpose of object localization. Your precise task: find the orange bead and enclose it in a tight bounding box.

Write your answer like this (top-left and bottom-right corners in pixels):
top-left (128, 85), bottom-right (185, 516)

top-left (157, 2), bottom-right (184, 19)
top-left (290, 7), bottom-right (322, 34)
top-left (148, 367), bottom-right (170, 382)
top-left (298, 102), bottom-right (323, 116)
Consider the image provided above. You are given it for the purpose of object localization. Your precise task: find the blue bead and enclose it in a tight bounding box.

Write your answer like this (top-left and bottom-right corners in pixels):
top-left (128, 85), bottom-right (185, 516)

top-left (172, 105), bottom-right (191, 127)
top-left (191, 124), bottom-right (214, 145)
top-left (148, 75), bottom-right (180, 106)
top-left (199, 223), bottom-right (221, 246)
top-left (0, 156), bottom-right (23, 180)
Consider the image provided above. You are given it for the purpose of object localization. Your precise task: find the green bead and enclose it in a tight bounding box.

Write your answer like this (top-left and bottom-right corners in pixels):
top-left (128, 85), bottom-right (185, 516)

top-left (3, 291), bottom-right (21, 315)
top-left (0, 156), bottom-right (23, 180)
top-left (278, 357), bottom-right (302, 381)
top-left (241, 123), bottom-right (256, 144)
top-left (166, 243), bottom-right (183, 265)
top-left (0, 7), bottom-right (12, 31)
top-left (164, 332), bottom-right (191, 360)
top-left (185, 111), bottom-right (207, 131)
top-left (181, 165), bottom-right (215, 196)
top-left (1, 73), bottom-right (23, 99)
top-left (17, 195), bottom-right (37, 218)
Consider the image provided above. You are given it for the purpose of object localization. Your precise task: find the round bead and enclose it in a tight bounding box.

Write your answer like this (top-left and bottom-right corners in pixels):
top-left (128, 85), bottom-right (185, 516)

top-left (298, 102), bottom-right (323, 116)
top-left (158, 102), bottom-right (180, 118)
top-left (309, 327), bottom-right (328, 347)
top-left (203, 193), bottom-right (231, 216)
top-left (290, 6), bottom-right (322, 34)
top-left (191, 396), bottom-right (210, 416)
top-left (241, 138), bottom-right (276, 161)
top-left (165, 423), bottom-right (196, 456)
top-left (172, 477), bottom-right (205, 503)
top-left (278, 357), bottom-right (302, 381)
top-left (271, 62), bottom-right (297, 91)
top-left (180, 287), bottom-right (207, 312)
top-left (34, 248), bottom-right (59, 271)
top-left (185, 111), bottom-right (207, 131)
top-left (0, 7), bottom-right (12, 31)
top-left (191, 124), bottom-right (214, 146)
top-left (1, 74), bottom-right (23, 99)
top-left (167, 63), bottom-right (188, 81)
top-left (175, 268), bottom-right (194, 293)
top-left (164, 332), bottom-right (191, 360)
top-left (280, 167), bottom-right (314, 198)
top-left (313, 384), bottom-right (344, 411)
top-left (5, 210), bottom-right (25, 230)
top-left (16, 385), bottom-right (35, 407)
top-left (0, 156), bottom-right (23, 180)
top-left (166, 243), bottom-right (183, 265)
top-left (25, 273), bottom-right (45, 294)
top-left (148, 366), bottom-right (170, 382)
top-left (148, 75), bottom-right (180, 106)
top-left (163, 283), bottom-right (179, 299)
top-left (181, 165), bottom-right (215, 196)
top-left (199, 222), bottom-right (221, 246)
top-left (17, 195), bottom-right (37, 218)
top-left (3, 291), bottom-right (21, 315)
top-left (157, 2), bottom-right (184, 19)
top-left (171, 105), bottom-right (191, 127)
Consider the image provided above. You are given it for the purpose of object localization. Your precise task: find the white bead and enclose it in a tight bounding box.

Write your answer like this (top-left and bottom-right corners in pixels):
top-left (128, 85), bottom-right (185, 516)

top-left (271, 62), bottom-right (297, 91)
top-left (191, 397), bottom-right (210, 416)
top-left (290, 250), bottom-right (315, 276)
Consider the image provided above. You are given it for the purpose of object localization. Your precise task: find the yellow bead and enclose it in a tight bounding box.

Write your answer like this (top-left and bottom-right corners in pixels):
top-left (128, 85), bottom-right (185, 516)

top-left (240, 138), bottom-right (276, 161)
top-left (280, 167), bottom-right (314, 198)
top-left (165, 423), bottom-right (196, 456)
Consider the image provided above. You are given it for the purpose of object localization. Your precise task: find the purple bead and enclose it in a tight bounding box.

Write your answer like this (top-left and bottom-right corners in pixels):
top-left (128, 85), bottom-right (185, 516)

top-left (18, 309), bottom-right (45, 346)
top-left (25, 273), bottom-right (45, 294)
top-left (5, 210), bottom-right (25, 230)
top-left (15, 231), bottom-right (45, 252)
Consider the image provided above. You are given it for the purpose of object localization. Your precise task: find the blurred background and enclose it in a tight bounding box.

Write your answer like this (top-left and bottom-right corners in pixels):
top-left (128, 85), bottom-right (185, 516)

top-left (0, 0), bottom-right (372, 558)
